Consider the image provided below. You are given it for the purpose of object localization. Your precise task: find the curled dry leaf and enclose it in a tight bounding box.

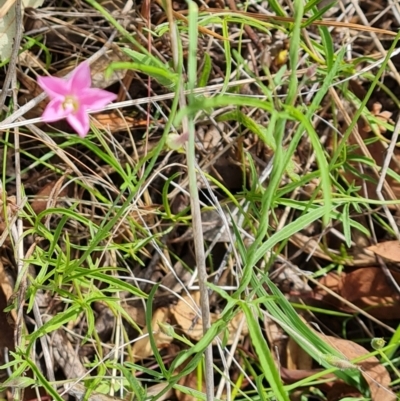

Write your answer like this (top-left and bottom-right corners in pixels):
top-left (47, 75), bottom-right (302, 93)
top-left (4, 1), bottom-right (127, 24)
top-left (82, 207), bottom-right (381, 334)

top-left (283, 328), bottom-right (395, 400)
top-left (280, 366), bottom-right (360, 401)
top-left (314, 267), bottom-right (400, 319)
top-left (122, 302), bottom-right (146, 328)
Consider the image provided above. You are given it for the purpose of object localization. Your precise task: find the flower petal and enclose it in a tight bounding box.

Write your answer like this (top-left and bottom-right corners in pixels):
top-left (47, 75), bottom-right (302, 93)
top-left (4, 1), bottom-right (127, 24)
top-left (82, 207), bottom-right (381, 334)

top-left (69, 62), bottom-right (92, 94)
top-left (38, 76), bottom-right (70, 98)
top-left (66, 108), bottom-right (90, 137)
top-left (42, 99), bottom-right (71, 122)
top-left (79, 88), bottom-right (117, 111)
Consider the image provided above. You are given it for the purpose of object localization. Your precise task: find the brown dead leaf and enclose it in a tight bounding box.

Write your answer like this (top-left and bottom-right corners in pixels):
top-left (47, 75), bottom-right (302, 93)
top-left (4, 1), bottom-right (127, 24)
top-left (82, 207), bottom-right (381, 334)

top-left (363, 102), bottom-right (393, 134)
top-left (131, 307), bottom-right (172, 360)
top-left (198, 123), bottom-right (223, 151)
top-left (30, 179), bottom-right (67, 216)
top-left (317, 334), bottom-right (395, 401)
top-left (170, 292), bottom-right (207, 341)
top-left (314, 267), bottom-right (400, 319)
top-left (325, 383), bottom-right (364, 401)
top-left (92, 113), bottom-right (134, 133)
top-left (122, 302), bottom-right (146, 328)
top-left (92, 113), bottom-right (153, 133)
top-left (367, 241), bottom-right (400, 262)
top-left (286, 337), bottom-right (313, 370)
top-left (290, 231), bottom-right (377, 267)
top-left (171, 292), bottom-right (248, 344)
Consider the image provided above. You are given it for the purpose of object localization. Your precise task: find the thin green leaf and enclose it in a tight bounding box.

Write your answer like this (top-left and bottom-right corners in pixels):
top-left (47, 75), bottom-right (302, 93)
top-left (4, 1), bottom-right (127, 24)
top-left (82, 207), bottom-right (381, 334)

top-left (241, 302), bottom-right (290, 401)
top-left (319, 26), bottom-right (334, 70)
top-left (198, 52), bottom-right (211, 87)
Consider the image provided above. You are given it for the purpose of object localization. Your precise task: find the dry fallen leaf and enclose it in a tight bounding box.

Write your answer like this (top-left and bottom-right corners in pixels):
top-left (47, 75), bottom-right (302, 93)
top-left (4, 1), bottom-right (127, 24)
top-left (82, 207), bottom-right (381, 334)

top-left (367, 241), bottom-right (400, 262)
top-left (170, 292), bottom-right (248, 344)
top-left (92, 113), bottom-right (153, 133)
top-left (318, 334), bottom-right (396, 401)
top-left (131, 307), bottom-right (172, 360)
top-left (363, 102), bottom-right (393, 134)
top-left (170, 292), bottom-right (207, 341)
top-left (286, 336), bottom-right (313, 370)
top-left (30, 179), bottom-right (67, 216)
top-left (314, 267), bottom-right (400, 319)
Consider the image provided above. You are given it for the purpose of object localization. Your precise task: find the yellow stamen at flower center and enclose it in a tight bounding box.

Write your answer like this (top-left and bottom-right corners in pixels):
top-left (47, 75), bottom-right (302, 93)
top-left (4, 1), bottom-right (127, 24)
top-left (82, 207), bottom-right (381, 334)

top-left (62, 95), bottom-right (79, 112)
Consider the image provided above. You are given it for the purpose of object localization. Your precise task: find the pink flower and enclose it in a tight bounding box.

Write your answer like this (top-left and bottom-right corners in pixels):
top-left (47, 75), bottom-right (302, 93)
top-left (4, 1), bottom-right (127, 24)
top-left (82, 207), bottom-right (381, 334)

top-left (37, 62), bottom-right (117, 137)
